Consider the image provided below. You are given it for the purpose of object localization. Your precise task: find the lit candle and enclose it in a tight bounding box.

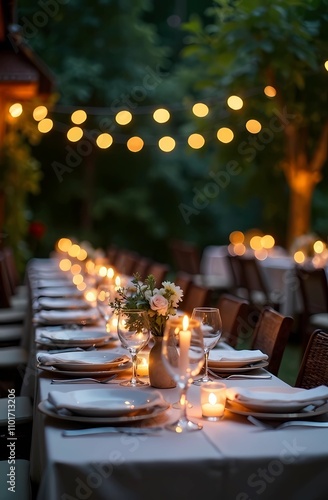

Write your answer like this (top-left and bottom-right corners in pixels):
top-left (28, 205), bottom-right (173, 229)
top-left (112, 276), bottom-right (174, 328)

top-left (179, 315), bottom-right (191, 375)
top-left (201, 382), bottom-right (226, 421)
top-left (137, 354), bottom-right (149, 377)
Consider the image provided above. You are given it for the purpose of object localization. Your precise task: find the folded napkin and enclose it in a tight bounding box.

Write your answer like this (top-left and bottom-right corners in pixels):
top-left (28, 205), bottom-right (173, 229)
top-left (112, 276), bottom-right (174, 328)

top-left (36, 352), bottom-right (125, 366)
top-left (226, 385), bottom-right (328, 404)
top-left (39, 308), bottom-right (99, 320)
top-left (209, 349), bottom-right (268, 362)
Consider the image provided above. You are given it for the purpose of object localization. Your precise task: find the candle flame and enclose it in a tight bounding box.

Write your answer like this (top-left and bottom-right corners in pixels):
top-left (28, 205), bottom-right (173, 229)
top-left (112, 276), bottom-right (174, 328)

top-left (182, 315), bottom-right (189, 331)
top-left (209, 393), bottom-right (217, 405)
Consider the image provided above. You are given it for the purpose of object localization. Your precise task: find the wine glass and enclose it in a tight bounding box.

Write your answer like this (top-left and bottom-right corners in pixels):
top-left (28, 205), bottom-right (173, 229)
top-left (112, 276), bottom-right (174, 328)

top-left (191, 307), bottom-right (222, 384)
top-left (162, 315), bottom-right (204, 432)
top-left (96, 284), bottom-right (113, 333)
top-left (117, 309), bottom-right (150, 387)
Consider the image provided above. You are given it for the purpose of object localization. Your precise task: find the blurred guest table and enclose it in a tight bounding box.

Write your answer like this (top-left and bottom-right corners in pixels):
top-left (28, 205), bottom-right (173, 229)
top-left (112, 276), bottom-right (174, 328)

top-left (201, 246), bottom-right (303, 316)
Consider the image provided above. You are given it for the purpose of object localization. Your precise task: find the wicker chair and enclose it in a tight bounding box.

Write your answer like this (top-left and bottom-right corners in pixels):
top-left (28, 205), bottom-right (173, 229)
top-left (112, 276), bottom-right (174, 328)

top-left (180, 283), bottom-right (212, 315)
top-left (250, 306), bottom-right (294, 376)
top-left (295, 265), bottom-right (328, 348)
top-left (295, 329), bottom-right (328, 389)
top-left (217, 294), bottom-right (251, 348)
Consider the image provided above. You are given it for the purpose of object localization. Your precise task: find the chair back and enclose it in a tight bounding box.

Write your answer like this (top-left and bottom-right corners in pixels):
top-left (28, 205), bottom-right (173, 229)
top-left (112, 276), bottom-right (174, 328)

top-left (251, 306), bottom-right (293, 375)
top-left (180, 283), bottom-right (212, 314)
top-left (295, 329), bottom-right (328, 388)
top-left (217, 294), bottom-right (251, 348)
top-left (147, 262), bottom-right (170, 286)
top-left (169, 239), bottom-right (201, 275)
top-left (295, 265), bottom-right (328, 316)
top-left (0, 252), bottom-right (12, 308)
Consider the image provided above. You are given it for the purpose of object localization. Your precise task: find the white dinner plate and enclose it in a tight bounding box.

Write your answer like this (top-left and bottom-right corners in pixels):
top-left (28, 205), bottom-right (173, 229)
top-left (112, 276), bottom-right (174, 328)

top-left (38, 297), bottom-right (91, 310)
top-left (208, 360), bottom-right (268, 373)
top-left (38, 399), bottom-right (170, 424)
top-left (38, 330), bottom-right (111, 345)
top-left (36, 287), bottom-right (84, 298)
top-left (37, 351), bottom-right (130, 371)
top-left (208, 350), bottom-right (268, 368)
top-left (48, 388), bottom-right (165, 416)
top-left (225, 401), bottom-right (328, 421)
top-left (37, 362), bottom-right (132, 377)
top-left (37, 308), bottom-right (100, 326)
top-left (226, 386), bottom-right (326, 412)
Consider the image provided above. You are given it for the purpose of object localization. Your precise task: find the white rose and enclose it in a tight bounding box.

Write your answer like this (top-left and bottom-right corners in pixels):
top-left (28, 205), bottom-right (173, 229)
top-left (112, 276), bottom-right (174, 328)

top-left (149, 294), bottom-right (169, 316)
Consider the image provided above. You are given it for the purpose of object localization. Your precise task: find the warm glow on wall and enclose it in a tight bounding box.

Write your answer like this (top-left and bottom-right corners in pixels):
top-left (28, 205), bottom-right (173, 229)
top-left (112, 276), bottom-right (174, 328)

top-left (264, 86), bottom-right (277, 97)
top-left (192, 103), bottom-right (209, 117)
top-left (187, 133), bottom-right (205, 149)
top-left (38, 118), bottom-right (53, 133)
top-left (246, 119), bottom-right (261, 134)
top-left (71, 109), bottom-right (87, 124)
top-left (158, 136), bottom-right (176, 152)
top-left (227, 95), bottom-right (243, 110)
top-left (127, 136), bottom-right (144, 152)
top-left (115, 110), bottom-right (132, 125)
top-left (96, 133), bottom-right (113, 149)
top-left (9, 103), bottom-right (23, 117)
top-left (67, 127), bottom-right (83, 142)
top-left (153, 108), bottom-right (170, 123)
top-left (217, 127), bottom-right (234, 143)
top-left (33, 105), bottom-right (48, 121)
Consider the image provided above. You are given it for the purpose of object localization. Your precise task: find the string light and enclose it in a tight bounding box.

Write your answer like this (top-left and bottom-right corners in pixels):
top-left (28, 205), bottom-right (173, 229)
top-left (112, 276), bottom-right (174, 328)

top-left (115, 110), bottom-right (132, 125)
top-left (153, 108), bottom-right (170, 123)
top-left (227, 95), bottom-right (243, 110)
top-left (246, 119), bottom-right (261, 133)
top-left (38, 118), bottom-right (53, 133)
top-left (71, 109), bottom-right (87, 124)
top-left (127, 136), bottom-right (144, 152)
top-left (9, 103), bottom-right (23, 117)
top-left (188, 133), bottom-right (205, 149)
top-left (217, 127), bottom-right (234, 143)
top-left (158, 136), bottom-right (175, 152)
top-left (192, 102), bottom-right (209, 117)
top-left (264, 86), bottom-right (276, 97)
top-left (33, 105), bottom-right (48, 121)
top-left (67, 127), bottom-right (83, 142)
top-left (96, 133), bottom-right (113, 149)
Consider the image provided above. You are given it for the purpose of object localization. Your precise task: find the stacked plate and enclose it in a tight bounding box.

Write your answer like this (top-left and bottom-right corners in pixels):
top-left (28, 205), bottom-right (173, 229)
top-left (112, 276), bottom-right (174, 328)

top-left (36, 328), bottom-right (114, 349)
top-left (208, 349), bottom-right (269, 374)
top-left (38, 387), bottom-right (170, 424)
top-left (36, 350), bottom-right (131, 377)
top-left (225, 385), bottom-right (328, 420)
top-left (35, 308), bottom-right (100, 326)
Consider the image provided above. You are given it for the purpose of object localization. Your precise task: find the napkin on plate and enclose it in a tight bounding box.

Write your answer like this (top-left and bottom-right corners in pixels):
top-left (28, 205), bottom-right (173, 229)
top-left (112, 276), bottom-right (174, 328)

top-left (36, 352), bottom-right (125, 366)
top-left (226, 385), bottom-right (328, 405)
top-left (209, 349), bottom-right (268, 362)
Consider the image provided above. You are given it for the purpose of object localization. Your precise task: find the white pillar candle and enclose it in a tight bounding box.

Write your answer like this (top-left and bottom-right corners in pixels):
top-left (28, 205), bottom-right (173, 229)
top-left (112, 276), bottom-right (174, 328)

top-left (179, 315), bottom-right (191, 375)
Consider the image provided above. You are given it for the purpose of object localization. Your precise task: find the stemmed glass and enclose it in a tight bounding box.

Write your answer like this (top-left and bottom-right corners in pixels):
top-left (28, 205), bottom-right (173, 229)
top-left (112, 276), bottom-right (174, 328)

top-left (191, 307), bottom-right (222, 384)
top-left (117, 309), bottom-right (150, 387)
top-left (96, 284), bottom-right (113, 333)
top-left (162, 315), bottom-right (204, 432)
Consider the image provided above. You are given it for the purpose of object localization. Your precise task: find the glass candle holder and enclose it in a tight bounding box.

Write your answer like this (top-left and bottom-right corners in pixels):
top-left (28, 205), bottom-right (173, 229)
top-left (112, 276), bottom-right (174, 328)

top-left (201, 381), bottom-right (226, 421)
top-left (137, 352), bottom-right (149, 377)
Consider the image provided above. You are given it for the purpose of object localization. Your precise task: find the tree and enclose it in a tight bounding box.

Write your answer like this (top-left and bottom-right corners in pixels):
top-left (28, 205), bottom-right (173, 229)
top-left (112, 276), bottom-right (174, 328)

top-left (179, 0), bottom-right (328, 248)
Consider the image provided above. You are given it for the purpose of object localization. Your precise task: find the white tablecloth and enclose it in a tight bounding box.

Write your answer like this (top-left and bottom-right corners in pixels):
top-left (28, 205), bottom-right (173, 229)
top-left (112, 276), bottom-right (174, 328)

top-left (25, 258), bottom-right (328, 500)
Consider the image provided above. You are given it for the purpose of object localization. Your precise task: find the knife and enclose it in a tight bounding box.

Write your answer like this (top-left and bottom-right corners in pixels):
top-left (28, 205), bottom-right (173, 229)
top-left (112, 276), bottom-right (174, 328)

top-left (62, 426), bottom-right (163, 437)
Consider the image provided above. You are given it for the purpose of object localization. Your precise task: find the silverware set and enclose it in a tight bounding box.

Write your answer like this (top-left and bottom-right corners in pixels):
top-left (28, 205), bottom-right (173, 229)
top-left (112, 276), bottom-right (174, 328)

top-left (247, 415), bottom-right (328, 430)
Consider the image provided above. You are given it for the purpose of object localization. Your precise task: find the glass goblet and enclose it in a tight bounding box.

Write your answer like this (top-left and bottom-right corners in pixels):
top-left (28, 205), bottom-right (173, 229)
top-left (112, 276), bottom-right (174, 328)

top-left (191, 307), bottom-right (222, 384)
top-left (162, 315), bottom-right (204, 432)
top-left (117, 309), bottom-right (150, 387)
top-left (96, 284), bottom-right (113, 333)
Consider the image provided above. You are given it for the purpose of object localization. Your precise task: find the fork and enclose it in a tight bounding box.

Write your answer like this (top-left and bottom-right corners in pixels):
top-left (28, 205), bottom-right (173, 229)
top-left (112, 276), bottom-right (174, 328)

top-left (247, 415), bottom-right (328, 430)
top-left (51, 375), bottom-right (118, 384)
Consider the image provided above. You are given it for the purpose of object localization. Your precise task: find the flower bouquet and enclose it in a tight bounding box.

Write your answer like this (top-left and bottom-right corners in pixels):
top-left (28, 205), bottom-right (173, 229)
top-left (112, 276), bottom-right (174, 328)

top-left (110, 273), bottom-right (184, 337)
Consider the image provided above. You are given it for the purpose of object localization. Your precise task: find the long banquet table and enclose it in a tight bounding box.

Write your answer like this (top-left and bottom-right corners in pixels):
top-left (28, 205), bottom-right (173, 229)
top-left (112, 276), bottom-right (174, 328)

top-left (23, 258), bottom-right (328, 500)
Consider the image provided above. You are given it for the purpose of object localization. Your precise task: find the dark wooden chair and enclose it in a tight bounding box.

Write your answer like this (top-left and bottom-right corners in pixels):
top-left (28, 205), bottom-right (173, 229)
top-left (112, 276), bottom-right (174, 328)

top-left (147, 262), bottom-right (170, 286)
top-left (217, 294), bottom-right (251, 348)
top-left (180, 283), bottom-right (212, 315)
top-left (295, 265), bottom-right (328, 348)
top-left (295, 329), bottom-right (328, 389)
top-left (250, 306), bottom-right (294, 376)
top-left (233, 254), bottom-right (282, 311)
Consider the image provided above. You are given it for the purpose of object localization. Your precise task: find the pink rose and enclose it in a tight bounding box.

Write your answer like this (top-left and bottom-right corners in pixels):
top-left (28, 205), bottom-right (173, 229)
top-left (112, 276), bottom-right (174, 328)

top-left (149, 294), bottom-right (169, 316)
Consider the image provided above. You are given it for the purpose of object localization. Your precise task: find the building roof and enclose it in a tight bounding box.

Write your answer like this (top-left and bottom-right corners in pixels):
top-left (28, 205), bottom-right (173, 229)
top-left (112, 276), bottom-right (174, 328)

top-left (0, 0), bottom-right (55, 98)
